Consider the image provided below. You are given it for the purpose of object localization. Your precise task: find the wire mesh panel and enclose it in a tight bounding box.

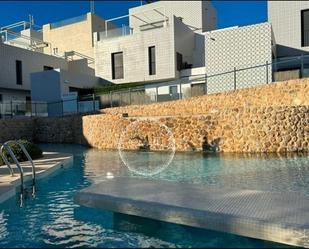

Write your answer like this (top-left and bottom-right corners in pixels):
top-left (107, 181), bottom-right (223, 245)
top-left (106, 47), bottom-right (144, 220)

top-left (207, 71), bottom-right (235, 94)
top-left (34, 102), bottom-right (48, 117)
top-left (118, 91), bottom-right (131, 107)
top-left (110, 92), bottom-right (121, 107)
top-left (273, 57), bottom-right (302, 82)
top-left (99, 93), bottom-right (112, 109)
top-left (130, 89), bottom-right (148, 106)
top-left (47, 102), bottom-right (63, 117)
top-left (63, 99), bottom-right (78, 115)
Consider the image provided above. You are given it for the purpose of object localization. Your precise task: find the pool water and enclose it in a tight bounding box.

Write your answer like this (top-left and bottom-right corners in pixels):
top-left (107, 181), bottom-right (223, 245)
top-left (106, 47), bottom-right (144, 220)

top-left (0, 144), bottom-right (306, 248)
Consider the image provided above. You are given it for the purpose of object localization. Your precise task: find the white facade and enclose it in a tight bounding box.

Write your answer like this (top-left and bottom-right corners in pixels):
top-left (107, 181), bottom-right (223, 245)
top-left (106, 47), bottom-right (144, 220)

top-left (0, 41), bottom-right (68, 102)
top-left (268, 1), bottom-right (309, 57)
top-left (95, 0), bottom-right (216, 85)
top-left (204, 23), bottom-right (273, 93)
top-left (31, 69), bottom-right (104, 103)
top-left (95, 16), bottom-right (197, 84)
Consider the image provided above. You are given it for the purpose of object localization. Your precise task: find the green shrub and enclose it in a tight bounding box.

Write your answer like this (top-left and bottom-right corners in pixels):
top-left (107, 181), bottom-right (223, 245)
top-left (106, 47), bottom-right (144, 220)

top-left (0, 140), bottom-right (42, 165)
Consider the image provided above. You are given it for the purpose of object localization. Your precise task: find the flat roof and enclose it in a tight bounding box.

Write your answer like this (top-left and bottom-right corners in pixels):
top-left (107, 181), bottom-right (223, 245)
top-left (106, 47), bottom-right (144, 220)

top-left (75, 177), bottom-right (309, 248)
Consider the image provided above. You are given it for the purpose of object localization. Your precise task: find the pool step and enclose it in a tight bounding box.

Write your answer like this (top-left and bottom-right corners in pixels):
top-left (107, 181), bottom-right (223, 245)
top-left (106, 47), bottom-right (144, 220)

top-left (74, 177), bottom-right (309, 247)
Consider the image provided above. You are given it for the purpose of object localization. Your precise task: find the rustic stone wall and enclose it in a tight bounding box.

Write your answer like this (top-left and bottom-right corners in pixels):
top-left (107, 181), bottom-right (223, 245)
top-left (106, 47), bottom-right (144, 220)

top-left (0, 78), bottom-right (308, 153)
top-left (0, 118), bottom-right (34, 143)
top-left (33, 115), bottom-right (85, 144)
top-left (102, 79), bottom-right (309, 117)
top-left (82, 106), bottom-right (309, 153)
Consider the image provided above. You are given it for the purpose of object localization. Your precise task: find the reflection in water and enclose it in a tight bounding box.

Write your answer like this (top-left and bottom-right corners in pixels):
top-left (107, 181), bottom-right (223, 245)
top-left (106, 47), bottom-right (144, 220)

top-left (0, 144), bottom-right (305, 248)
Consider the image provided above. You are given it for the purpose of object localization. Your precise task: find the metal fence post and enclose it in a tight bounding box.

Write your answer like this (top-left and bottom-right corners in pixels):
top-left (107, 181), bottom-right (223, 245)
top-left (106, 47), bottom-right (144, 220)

top-left (61, 100), bottom-right (64, 117)
top-left (110, 91), bottom-right (113, 108)
top-left (266, 61), bottom-right (269, 84)
top-left (129, 88), bottom-right (132, 105)
top-left (155, 86), bottom-right (158, 102)
top-left (204, 73), bottom-right (207, 95)
top-left (301, 54), bottom-right (304, 78)
top-left (179, 80), bottom-right (182, 99)
top-left (234, 67), bottom-right (237, 90)
top-left (92, 93), bottom-right (95, 112)
top-left (10, 100), bottom-right (13, 118)
top-left (34, 103), bottom-right (37, 117)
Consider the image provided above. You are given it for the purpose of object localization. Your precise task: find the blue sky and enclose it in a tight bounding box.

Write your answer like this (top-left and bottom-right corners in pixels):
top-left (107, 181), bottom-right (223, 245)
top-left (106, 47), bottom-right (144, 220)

top-left (0, 1), bottom-right (267, 29)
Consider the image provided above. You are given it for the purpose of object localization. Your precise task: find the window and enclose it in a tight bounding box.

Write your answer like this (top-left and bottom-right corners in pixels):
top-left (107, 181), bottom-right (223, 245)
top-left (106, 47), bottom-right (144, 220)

top-left (301, 9), bottom-right (309, 47)
top-left (111, 52), bottom-right (124, 79)
top-left (176, 52), bottom-right (183, 71)
top-left (148, 46), bottom-right (156, 75)
top-left (169, 85), bottom-right (178, 95)
top-left (44, 66), bottom-right (54, 71)
top-left (16, 60), bottom-right (22, 85)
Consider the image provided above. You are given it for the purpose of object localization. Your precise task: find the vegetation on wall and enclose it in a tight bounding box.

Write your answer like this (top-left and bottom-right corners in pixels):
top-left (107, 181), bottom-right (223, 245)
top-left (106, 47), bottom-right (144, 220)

top-left (0, 140), bottom-right (43, 166)
top-left (94, 82), bottom-right (147, 94)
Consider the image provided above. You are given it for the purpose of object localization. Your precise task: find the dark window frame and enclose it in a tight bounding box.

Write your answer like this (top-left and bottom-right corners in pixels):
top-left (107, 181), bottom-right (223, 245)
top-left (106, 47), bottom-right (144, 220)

top-left (43, 65), bottom-right (54, 71)
top-left (176, 52), bottom-right (183, 71)
top-left (301, 9), bottom-right (309, 47)
top-left (111, 52), bottom-right (124, 80)
top-left (16, 60), bottom-right (22, 85)
top-left (148, 46), bottom-right (156, 75)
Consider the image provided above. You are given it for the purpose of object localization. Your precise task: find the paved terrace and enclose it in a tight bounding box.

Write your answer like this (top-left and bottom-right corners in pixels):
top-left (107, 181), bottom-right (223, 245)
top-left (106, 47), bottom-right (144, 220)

top-left (0, 152), bottom-right (73, 203)
top-left (75, 177), bottom-right (309, 248)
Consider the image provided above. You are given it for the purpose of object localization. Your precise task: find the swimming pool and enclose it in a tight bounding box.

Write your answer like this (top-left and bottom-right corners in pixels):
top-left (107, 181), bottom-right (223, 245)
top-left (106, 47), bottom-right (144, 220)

top-left (0, 144), bottom-right (306, 248)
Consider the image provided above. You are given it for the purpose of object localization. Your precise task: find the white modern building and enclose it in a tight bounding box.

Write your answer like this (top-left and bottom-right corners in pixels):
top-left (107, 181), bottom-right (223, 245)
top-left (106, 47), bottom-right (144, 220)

top-left (268, 1), bottom-right (309, 58)
top-left (1, 0), bottom-right (309, 114)
top-left (94, 1), bottom-right (217, 85)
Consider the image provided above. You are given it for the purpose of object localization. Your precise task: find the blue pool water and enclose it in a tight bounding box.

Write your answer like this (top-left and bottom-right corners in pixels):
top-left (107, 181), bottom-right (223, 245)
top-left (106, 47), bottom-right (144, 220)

top-left (0, 144), bottom-right (307, 248)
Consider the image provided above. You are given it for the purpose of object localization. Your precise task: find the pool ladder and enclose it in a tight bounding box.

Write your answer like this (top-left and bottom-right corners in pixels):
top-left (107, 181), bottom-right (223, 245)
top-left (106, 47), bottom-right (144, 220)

top-left (0, 140), bottom-right (36, 205)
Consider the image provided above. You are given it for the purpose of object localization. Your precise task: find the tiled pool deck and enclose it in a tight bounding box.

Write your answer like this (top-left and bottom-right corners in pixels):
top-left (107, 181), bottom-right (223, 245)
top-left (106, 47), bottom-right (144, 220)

top-left (75, 177), bottom-right (309, 248)
top-left (0, 152), bottom-right (73, 203)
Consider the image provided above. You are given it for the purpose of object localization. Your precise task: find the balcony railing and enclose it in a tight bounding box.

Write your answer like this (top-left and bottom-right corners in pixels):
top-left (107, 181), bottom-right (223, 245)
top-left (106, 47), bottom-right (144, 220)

top-left (98, 25), bottom-right (132, 41)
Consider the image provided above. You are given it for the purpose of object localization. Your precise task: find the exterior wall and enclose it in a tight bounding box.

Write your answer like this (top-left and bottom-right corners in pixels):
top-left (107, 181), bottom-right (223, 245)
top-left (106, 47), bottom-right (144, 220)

top-left (43, 13), bottom-right (106, 62)
top-left (0, 42), bottom-right (68, 101)
top-left (95, 18), bottom-right (176, 84)
top-left (67, 59), bottom-right (95, 76)
top-left (2, 79), bottom-right (309, 153)
top-left (174, 17), bottom-right (195, 67)
top-left (129, 1), bottom-right (216, 33)
top-left (204, 22), bottom-right (273, 94)
top-left (0, 118), bottom-right (34, 143)
top-left (104, 78), bottom-right (309, 117)
top-left (82, 106), bottom-right (309, 153)
top-left (268, 1), bottom-right (309, 57)
top-left (31, 69), bottom-right (103, 102)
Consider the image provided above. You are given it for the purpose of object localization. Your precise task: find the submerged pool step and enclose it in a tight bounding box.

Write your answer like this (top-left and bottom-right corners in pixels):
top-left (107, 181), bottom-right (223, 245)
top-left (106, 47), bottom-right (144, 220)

top-left (74, 177), bottom-right (309, 247)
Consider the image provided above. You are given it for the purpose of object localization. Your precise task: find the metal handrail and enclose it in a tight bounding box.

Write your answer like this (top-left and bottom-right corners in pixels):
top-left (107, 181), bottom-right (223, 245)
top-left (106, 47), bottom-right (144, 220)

top-left (3, 140), bottom-right (36, 186)
top-left (0, 143), bottom-right (14, 176)
top-left (0, 143), bottom-right (24, 191)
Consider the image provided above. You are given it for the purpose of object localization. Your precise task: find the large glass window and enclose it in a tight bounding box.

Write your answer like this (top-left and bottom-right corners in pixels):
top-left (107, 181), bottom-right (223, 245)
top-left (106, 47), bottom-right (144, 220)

top-left (301, 9), bottom-right (309, 47)
top-left (111, 52), bottom-right (124, 79)
top-left (148, 46), bottom-right (156, 75)
top-left (16, 60), bottom-right (22, 85)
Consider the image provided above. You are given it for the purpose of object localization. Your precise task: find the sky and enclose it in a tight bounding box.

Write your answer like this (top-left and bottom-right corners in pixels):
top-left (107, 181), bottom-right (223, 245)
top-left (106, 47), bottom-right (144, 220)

top-left (0, 0), bottom-right (267, 29)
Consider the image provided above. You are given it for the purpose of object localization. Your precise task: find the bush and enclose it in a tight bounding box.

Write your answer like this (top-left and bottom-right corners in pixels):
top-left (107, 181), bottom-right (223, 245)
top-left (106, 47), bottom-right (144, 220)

top-left (0, 140), bottom-right (42, 166)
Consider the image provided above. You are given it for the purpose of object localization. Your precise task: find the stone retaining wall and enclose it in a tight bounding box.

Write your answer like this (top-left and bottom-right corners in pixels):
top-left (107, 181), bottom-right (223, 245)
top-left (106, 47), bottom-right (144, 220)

top-left (0, 79), bottom-right (308, 153)
top-left (83, 106), bottom-right (309, 153)
top-left (0, 118), bottom-right (34, 143)
top-left (102, 79), bottom-right (309, 117)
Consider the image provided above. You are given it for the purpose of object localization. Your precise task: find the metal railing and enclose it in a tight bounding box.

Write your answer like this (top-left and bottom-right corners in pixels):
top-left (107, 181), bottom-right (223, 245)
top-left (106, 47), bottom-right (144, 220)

top-left (0, 140), bottom-right (37, 207)
top-left (96, 54), bottom-right (309, 109)
top-left (0, 97), bottom-right (99, 120)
